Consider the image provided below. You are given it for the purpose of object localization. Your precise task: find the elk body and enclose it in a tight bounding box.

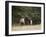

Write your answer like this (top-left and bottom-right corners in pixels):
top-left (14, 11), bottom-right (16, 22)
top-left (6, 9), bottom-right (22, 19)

top-left (19, 17), bottom-right (32, 25)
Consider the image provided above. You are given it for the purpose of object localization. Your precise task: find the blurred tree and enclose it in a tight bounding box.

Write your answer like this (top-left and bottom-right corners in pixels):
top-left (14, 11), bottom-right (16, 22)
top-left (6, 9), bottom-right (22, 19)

top-left (12, 6), bottom-right (41, 25)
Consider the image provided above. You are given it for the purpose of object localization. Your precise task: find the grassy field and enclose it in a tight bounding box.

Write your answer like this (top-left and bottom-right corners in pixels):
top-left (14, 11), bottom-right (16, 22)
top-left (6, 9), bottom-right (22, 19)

top-left (12, 24), bottom-right (41, 31)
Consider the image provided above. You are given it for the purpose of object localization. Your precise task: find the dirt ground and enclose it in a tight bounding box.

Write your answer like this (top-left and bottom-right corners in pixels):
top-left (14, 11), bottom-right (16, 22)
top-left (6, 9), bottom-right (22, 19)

top-left (12, 24), bottom-right (41, 31)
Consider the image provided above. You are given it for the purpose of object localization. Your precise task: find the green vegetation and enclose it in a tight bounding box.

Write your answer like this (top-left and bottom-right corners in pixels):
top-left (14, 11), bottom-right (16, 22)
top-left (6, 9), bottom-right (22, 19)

top-left (12, 6), bottom-right (41, 25)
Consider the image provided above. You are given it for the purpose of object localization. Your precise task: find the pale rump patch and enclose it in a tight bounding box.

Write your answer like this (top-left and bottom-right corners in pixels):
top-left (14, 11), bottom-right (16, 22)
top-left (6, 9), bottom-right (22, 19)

top-left (20, 18), bottom-right (25, 24)
top-left (30, 20), bottom-right (32, 25)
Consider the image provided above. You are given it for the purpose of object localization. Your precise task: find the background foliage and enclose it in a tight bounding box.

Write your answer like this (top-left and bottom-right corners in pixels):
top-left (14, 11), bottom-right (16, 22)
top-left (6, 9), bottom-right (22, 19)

top-left (12, 6), bottom-right (41, 25)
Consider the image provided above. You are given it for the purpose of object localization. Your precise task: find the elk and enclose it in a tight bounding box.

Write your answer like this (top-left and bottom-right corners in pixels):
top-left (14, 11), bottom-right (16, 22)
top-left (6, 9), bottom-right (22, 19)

top-left (19, 17), bottom-right (32, 25)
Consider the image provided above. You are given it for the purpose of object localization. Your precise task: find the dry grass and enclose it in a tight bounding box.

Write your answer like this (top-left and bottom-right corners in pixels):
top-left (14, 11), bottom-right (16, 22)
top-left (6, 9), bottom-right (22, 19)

top-left (12, 24), bottom-right (41, 31)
